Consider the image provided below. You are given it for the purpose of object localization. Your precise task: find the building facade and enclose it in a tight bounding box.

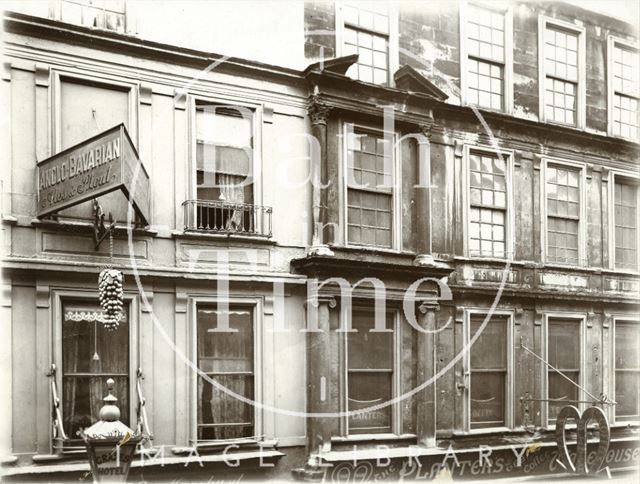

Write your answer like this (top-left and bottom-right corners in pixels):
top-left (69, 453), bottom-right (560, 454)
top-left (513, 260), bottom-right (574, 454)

top-left (1, 1), bottom-right (639, 481)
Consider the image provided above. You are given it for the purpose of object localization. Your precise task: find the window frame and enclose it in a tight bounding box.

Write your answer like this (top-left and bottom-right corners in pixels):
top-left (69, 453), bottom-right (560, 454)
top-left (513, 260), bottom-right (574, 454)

top-left (540, 158), bottom-right (587, 267)
top-left (340, 305), bottom-right (402, 438)
top-left (52, 289), bottom-right (140, 440)
top-left (607, 36), bottom-right (639, 140)
top-left (461, 309), bottom-right (515, 433)
top-left (610, 316), bottom-right (640, 426)
top-left (50, 0), bottom-right (136, 35)
top-left (608, 170), bottom-right (640, 273)
top-left (538, 16), bottom-right (586, 129)
top-left (188, 95), bottom-right (263, 232)
top-left (51, 69), bottom-right (140, 155)
top-left (463, 144), bottom-right (515, 260)
top-left (335, 1), bottom-right (399, 86)
top-left (341, 122), bottom-right (402, 252)
top-left (189, 296), bottom-right (263, 445)
top-left (541, 312), bottom-right (586, 429)
top-left (459, 1), bottom-right (514, 114)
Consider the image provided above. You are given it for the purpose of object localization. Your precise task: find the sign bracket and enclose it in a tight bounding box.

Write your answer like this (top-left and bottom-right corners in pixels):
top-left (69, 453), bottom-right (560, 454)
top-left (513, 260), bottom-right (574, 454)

top-left (93, 199), bottom-right (116, 251)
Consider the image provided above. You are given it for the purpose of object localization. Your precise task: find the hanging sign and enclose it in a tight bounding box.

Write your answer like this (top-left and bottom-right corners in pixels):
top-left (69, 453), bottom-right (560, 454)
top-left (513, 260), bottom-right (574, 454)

top-left (36, 124), bottom-right (150, 225)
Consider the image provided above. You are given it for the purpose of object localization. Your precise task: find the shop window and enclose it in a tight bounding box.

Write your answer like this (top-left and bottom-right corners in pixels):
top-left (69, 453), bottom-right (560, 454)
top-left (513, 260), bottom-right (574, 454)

top-left (468, 150), bottom-right (508, 258)
top-left (469, 314), bottom-right (509, 429)
top-left (545, 163), bottom-right (582, 265)
top-left (340, 1), bottom-right (391, 85)
top-left (346, 310), bottom-right (394, 434)
top-left (463, 4), bottom-right (509, 111)
top-left (540, 19), bottom-right (584, 127)
top-left (614, 179), bottom-right (639, 271)
top-left (59, 0), bottom-right (127, 33)
top-left (614, 320), bottom-right (640, 422)
top-left (193, 103), bottom-right (255, 232)
top-left (62, 301), bottom-right (129, 438)
top-left (346, 127), bottom-right (394, 248)
top-left (609, 41), bottom-right (639, 140)
top-left (546, 318), bottom-right (581, 423)
top-left (197, 305), bottom-right (255, 440)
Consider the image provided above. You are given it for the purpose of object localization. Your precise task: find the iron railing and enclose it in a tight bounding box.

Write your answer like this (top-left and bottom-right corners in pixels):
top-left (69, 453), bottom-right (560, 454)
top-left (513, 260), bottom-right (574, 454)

top-left (182, 199), bottom-right (272, 237)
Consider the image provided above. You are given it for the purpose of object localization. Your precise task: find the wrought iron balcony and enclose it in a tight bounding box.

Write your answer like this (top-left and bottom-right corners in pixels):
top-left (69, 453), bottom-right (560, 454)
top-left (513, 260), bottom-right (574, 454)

top-left (182, 199), bottom-right (272, 237)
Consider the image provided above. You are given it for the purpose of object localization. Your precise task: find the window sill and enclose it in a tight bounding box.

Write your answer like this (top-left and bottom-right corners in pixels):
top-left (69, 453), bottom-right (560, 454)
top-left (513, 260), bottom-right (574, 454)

top-left (454, 256), bottom-right (518, 265)
top-left (452, 426), bottom-right (515, 437)
top-left (172, 438), bottom-right (278, 455)
top-left (464, 103), bottom-right (511, 117)
top-left (5, 449), bottom-right (284, 477)
top-left (611, 421), bottom-right (640, 428)
top-left (331, 433), bottom-right (416, 444)
top-left (602, 267), bottom-right (640, 277)
top-left (173, 230), bottom-right (276, 245)
top-left (542, 119), bottom-right (584, 131)
top-left (31, 218), bottom-right (155, 236)
top-left (319, 445), bottom-right (444, 463)
top-left (333, 244), bottom-right (416, 258)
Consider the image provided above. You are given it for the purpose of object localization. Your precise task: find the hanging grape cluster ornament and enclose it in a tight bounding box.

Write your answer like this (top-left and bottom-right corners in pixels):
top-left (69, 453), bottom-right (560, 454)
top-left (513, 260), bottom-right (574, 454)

top-left (98, 269), bottom-right (124, 331)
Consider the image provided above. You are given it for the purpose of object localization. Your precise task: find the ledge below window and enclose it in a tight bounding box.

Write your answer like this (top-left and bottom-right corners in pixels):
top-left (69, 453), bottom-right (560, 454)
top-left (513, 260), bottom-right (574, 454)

top-left (5, 449), bottom-right (284, 477)
top-left (30, 218), bottom-right (156, 236)
top-left (172, 230), bottom-right (277, 245)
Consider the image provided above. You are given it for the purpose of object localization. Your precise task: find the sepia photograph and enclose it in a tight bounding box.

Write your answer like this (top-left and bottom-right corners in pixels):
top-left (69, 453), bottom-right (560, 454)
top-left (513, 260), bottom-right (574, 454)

top-left (1, 0), bottom-right (639, 482)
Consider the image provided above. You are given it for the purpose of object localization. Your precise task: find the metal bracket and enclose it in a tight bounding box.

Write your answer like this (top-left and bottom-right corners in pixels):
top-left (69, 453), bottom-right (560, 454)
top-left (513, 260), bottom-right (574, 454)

top-left (92, 199), bottom-right (116, 251)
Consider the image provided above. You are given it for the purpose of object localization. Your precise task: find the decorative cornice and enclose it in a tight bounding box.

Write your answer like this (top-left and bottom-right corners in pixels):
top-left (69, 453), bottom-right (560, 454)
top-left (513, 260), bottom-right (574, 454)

top-left (1, 62), bottom-right (11, 82)
top-left (305, 294), bottom-right (337, 309)
top-left (34, 63), bottom-right (49, 87)
top-left (420, 123), bottom-right (434, 141)
top-left (36, 284), bottom-right (49, 309)
top-left (175, 289), bottom-right (188, 313)
top-left (1, 285), bottom-right (11, 308)
top-left (174, 89), bottom-right (187, 111)
top-left (308, 97), bottom-right (332, 126)
top-left (140, 83), bottom-right (153, 106)
top-left (418, 300), bottom-right (440, 314)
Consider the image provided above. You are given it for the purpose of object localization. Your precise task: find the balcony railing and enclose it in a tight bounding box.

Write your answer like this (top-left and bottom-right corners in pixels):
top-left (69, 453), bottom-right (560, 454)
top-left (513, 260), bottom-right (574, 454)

top-left (182, 199), bottom-right (272, 237)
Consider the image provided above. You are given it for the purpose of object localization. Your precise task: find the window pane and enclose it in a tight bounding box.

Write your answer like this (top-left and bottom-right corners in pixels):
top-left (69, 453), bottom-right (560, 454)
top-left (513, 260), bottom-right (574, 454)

top-left (344, 24), bottom-right (388, 85)
top-left (63, 305), bottom-right (129, 375)
top-left (198, 375), bottom-right (254, 439)
top-left (615, 372), bottom-right (640, 420)
top-left (347, 129), bottom-right (394, 248)
top-left (613, 94), bottom-right (639, 140)
top-left (348, 311), bottom-right (393, 370)
top-left (614, 320), bottom-right (640, 421)
top-left (197, 305), bottom-right (254, 438)
top-left (467, 5), bottom-right (504, 62)
top-left (195, 105), bottom-right (254, 222)
top-left (545, 26), bottom-right (578, 82)
top-left (615, 181), bottom-right (638, 269)
top-left (468, 152), bottom-right (507, 258)
top-left (470, 316), bottom-right (507, 369)
top-left (547, 165), bottom-right (581, 264)
top-left (468, 59), bottom-right (503, 110)
top-left (615, 322), bottom-right (640, 369)
top-left (62, 301), bottom-right (129, 438)
top-left (470, 372), bottom-right (505, 428)
top-left (197, 307), bottom-right (253, 373)
top-left (548, 319), bottom-right (580, 421)
top-left (61, 0), bottom-right (126, 32)
top-left (548, 320), bottom-right (580, 369)
top-left (548, 371), bottom-right (579, 420)
top-left (545, 77), bottom-right (577, 125)
top-left (63, 376), bottom-right (129, 439)
top-left (613, 45), bottom-right (639, 98)
top-left (348, 373), bottom-right (392, 433)
top-left (469, 315), bottom-right (507, 429)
